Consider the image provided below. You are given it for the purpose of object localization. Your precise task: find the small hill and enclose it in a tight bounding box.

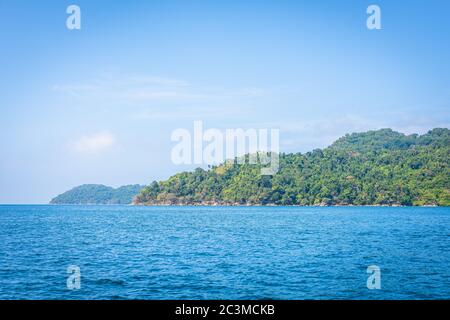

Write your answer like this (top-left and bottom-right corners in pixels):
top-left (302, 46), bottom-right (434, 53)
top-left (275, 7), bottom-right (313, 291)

top-left (50, 184), bottom-right (144, 204)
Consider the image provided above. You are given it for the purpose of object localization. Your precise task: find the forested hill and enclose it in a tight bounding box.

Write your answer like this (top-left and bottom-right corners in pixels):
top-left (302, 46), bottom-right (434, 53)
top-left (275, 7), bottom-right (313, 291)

top-left (134, 128), bottom-right (450, 206)
top-left (50, 184), bottom-right (144, 204)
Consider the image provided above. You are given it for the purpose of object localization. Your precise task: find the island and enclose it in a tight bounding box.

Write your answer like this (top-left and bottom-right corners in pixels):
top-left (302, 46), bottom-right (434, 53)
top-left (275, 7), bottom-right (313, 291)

top-left (134, 128), bottom-right (449, 206)
top-left (50, 184), bottom-right (144, 205)
top-left (50, 128), bottom-right (450, 206)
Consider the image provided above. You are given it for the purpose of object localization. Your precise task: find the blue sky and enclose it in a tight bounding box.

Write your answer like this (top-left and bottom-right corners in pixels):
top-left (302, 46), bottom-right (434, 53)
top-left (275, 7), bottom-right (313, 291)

top-left (0, 0), bottom-right (449, 203)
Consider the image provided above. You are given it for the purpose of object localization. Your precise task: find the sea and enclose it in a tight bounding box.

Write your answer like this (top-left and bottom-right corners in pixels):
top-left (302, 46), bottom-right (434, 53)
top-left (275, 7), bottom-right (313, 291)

top-left (0, 205), bottom-right (449, 299)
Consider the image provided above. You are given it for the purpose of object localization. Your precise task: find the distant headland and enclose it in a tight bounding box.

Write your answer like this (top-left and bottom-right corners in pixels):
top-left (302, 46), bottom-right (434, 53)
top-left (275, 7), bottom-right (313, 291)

top-left (50, 184), bottom-right (144, 205)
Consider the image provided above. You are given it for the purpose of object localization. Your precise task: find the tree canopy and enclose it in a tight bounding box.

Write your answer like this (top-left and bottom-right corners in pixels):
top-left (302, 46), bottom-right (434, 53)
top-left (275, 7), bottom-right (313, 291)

top-left (135, 128), bottom-right (450, 206)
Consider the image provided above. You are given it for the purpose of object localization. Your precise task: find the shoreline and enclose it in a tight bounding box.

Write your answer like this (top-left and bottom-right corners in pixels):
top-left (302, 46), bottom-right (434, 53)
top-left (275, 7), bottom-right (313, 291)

top-left (131, 202), bottom-right (442, 207)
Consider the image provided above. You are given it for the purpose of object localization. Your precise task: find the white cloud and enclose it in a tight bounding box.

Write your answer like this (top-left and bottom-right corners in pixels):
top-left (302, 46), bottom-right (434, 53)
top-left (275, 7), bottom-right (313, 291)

top-left (128, 75), bottom-right (190, 87)
top-left (72, 132), bottom-right (116, 154)
top-left (51, 84), bottom-right (98, 97)
top-left (51, 74), bottom-right (264, 104)
top-left (256, 113), bottom-right (450, 153)
top-left (131, 105), bottom-right (249, 120)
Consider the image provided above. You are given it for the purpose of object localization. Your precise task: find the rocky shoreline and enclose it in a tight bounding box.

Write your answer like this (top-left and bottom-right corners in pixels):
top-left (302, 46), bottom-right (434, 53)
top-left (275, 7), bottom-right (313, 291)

top-left (132, 200), bottom-right (439, 207)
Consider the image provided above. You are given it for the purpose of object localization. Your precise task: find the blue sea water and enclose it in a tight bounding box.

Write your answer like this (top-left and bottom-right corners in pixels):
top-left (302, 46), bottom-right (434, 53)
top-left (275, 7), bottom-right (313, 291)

top-left (0, 205), bottom-right (449, 300)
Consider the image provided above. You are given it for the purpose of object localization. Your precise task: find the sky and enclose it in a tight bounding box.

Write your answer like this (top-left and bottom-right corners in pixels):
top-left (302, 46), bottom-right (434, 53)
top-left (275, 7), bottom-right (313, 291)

top-left (0, 0), bottom-right (449, 203)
